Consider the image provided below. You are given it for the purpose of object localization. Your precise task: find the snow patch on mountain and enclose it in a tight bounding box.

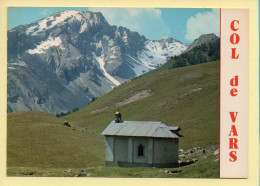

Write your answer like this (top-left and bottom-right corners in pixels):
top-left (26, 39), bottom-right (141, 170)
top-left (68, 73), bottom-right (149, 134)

top-left (8, 60), bottom-right (28, 70)
top-left (125, 54), bottom-right (152, 76)
top-left (27, 36), bottom-right (63, 54)
top-left (7, 60), bottom-right (28, 70)
top-left (79, 22), bottom-right (88, 34)
top-left (27, 10), bottom-right (83, 36)
top-left (93, 52), bottom-right (121, 86)
top-left (137, 40), bottom-right (188, 70)
top-left (26, 25), bottom-right (38, 35)
top-left (9, 61), bottom-right (28, 67)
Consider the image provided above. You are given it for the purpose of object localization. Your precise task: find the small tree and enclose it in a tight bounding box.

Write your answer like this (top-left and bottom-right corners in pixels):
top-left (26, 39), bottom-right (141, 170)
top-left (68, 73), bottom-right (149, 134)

top-left (72, 108), bottom-right (79, 112)
top-left (91, 97), bottom-right (97, 103)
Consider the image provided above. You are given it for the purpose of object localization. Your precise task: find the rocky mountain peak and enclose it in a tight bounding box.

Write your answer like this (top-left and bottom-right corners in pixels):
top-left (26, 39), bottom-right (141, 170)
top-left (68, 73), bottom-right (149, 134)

top-left (23, 10), bottom-right (108, 36)
top-left (7, 10), bottom-right (188, 114)
top-left (184, 33), bottom-right (218, 52)
top-left (194, 33), bottom-right (218, 44)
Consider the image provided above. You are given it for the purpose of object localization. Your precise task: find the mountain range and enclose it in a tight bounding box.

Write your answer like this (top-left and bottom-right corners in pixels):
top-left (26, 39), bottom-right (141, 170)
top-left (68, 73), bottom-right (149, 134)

top-left (7, 10), bottom-right (188, 114)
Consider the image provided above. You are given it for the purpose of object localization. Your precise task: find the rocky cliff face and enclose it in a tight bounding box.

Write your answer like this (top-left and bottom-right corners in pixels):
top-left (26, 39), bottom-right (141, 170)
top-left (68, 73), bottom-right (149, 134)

top-left (7, 10), bottom-right (188, 114)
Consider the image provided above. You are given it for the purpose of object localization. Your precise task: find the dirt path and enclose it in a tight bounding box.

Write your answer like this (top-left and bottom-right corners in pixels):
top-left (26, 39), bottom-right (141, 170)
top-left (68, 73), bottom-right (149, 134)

top-left (115, 89), bottom-right (152, 107)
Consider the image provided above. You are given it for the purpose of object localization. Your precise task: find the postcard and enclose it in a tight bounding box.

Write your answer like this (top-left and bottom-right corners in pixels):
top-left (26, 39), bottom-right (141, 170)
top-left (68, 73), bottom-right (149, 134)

top-left (0, 0), bottom-right (258, 186)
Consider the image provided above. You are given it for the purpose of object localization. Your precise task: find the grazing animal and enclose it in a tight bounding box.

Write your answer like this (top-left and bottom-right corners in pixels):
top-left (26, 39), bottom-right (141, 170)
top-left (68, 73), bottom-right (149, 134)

top-left (64, 120), bottom-right (71, 127)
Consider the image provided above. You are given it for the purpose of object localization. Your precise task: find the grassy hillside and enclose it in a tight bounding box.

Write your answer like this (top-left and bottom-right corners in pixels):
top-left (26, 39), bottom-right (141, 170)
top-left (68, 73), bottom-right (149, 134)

top-left (7, 61), bottom-right (219, 177)
top-left (7, 111), bottom-right (105, 168)
top-left (65, 60), bottom-right (220, 149)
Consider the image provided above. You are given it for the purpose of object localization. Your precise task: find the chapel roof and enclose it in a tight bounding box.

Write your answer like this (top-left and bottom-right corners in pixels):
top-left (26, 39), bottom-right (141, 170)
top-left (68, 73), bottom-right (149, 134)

top-left (101, 121), bottom-right (180, 138)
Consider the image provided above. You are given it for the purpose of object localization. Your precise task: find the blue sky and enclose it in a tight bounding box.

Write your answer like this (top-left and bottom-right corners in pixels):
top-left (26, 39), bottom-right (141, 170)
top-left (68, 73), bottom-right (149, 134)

top-left (8, 7), bottom-right (219, 43)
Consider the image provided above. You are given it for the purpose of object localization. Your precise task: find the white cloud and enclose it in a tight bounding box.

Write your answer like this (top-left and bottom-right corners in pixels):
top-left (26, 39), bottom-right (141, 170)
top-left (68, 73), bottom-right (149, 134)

top-left (41, 9), bottom-right (52, 15)
top-left (88, 8), bottom-right (170, 40)
top-left (185, 9), bottom-right (220, 41)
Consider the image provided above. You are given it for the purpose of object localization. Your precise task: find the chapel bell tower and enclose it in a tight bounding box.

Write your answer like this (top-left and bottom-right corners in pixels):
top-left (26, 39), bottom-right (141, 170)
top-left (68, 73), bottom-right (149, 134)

top-left (115, 110), bottom-right (122, 123)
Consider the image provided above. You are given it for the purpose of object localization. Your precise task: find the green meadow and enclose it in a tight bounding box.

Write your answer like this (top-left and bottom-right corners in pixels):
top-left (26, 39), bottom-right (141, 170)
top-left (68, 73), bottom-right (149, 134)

top-left (7, 61), bottom-right (219, 177)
